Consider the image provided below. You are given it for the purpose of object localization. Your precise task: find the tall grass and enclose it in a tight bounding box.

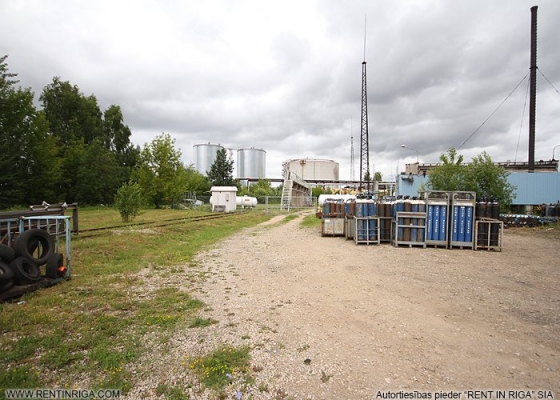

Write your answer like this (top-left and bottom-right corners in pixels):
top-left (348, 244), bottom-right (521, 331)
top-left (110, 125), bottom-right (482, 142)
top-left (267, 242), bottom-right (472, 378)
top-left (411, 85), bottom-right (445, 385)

top-left (0, 207), bottom-right (270, 395)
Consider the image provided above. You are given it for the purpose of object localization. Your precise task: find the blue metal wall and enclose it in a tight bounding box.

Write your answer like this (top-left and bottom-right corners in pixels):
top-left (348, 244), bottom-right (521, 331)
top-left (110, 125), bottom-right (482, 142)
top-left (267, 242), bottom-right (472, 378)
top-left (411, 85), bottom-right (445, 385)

top-left (507, 173), bottom-right (560, 205)
top-left (396, 172), bottom-right (560, 205)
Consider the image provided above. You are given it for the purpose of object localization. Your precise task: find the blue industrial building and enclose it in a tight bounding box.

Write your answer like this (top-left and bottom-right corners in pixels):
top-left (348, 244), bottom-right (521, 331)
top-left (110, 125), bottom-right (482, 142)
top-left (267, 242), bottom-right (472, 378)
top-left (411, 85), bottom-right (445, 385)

top-left (397, 172), bottom-right (560, 206)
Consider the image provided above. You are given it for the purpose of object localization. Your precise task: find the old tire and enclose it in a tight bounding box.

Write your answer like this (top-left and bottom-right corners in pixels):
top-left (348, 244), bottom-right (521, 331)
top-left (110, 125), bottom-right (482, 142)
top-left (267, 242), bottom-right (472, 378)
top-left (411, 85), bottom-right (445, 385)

top-left (46, 253), bottom-right (64, 279)
top-left (9, 257), bottom-right (41, 285)
top-left (14, 229), bottom-right (54, 266)
top-left (0, 280), bottom-right (14, 294)
top-left (0, 261), bottom-right (14, 284)
top-left (0, 244), bottom-right (16, 263)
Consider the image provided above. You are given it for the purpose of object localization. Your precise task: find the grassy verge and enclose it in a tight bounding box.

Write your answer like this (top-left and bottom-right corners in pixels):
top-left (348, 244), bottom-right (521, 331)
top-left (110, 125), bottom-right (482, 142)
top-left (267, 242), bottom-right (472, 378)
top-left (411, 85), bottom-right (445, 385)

top-left (300, 213), bottom-right (322, 229)
top-left (0, 207), bottom-right (270, 396)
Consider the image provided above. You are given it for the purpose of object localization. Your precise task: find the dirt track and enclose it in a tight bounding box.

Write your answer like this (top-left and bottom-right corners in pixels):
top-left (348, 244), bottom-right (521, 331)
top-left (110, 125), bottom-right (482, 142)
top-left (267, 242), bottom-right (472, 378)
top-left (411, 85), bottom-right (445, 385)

top-left (129, 213), bottom-right (560, 399)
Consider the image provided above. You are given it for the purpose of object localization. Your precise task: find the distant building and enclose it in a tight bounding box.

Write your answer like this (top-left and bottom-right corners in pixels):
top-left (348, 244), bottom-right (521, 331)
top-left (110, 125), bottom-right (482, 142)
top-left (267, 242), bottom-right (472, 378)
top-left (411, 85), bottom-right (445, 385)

top-left (404, 160), bottom-right (558, 175)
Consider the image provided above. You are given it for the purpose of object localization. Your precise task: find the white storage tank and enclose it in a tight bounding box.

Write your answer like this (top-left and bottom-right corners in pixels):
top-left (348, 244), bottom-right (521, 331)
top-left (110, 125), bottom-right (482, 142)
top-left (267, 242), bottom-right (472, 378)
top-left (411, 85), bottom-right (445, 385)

top-left (236, 195), bottom-right (258, 208)
top-left (237, 148), bottom-right (266, 179)
top-left (283, 158), bottom-right (339, 181)
top-left (194, 143), bottom-right (224, 176)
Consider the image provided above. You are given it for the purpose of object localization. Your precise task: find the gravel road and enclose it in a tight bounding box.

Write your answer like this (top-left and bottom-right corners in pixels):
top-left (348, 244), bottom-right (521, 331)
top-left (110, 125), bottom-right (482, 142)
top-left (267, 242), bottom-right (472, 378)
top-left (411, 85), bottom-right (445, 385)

top-left (126, 212), bottom-right (560, 399)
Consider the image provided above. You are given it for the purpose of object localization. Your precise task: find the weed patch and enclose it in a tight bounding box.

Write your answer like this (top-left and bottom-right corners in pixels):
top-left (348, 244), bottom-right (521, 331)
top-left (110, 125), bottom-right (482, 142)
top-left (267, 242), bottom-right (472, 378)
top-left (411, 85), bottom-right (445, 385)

top-left (188, 346), bottom-right (251, 389)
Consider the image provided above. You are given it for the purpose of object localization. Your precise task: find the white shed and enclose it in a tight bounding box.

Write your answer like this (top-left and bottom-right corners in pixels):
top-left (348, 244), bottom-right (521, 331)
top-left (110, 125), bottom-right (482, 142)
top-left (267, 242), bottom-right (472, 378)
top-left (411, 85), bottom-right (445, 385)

top-left (210, 186), bottom-right (238, 212)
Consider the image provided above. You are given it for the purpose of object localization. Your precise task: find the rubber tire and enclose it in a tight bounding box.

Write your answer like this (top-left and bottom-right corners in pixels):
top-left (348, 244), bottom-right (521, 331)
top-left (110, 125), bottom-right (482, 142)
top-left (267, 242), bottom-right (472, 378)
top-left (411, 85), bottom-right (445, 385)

top-left (46, 253), bottom-right (64, 279)
top-left (14, 229), bottom-right (54, 266)
top-left (0, 244), bottom-right (16, 263)
top-left (0, 261), bottom-right (14, 284)
top-left (0, 280), bottom-right (14, 294)
top-left (9, 257), bottom-right (42, 285)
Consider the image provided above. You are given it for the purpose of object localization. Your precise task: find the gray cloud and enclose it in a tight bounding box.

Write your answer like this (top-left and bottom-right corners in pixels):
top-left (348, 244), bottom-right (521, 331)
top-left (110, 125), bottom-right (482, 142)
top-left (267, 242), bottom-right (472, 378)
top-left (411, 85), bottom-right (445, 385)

top-left (1, 0), bottom-right (559, 180)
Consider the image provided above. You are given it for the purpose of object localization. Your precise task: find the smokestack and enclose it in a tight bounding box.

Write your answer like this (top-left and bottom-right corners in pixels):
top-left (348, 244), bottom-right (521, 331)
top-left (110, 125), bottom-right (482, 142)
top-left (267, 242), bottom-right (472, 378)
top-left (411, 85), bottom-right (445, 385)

top-left (528, 5), bottom-right (538, 172)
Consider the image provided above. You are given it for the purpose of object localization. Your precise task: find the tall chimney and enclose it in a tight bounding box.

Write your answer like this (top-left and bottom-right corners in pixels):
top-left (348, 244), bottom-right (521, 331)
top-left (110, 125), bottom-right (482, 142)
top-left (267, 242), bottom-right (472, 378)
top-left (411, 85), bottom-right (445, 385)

top-left (528, 5), bottom-right (538, 172)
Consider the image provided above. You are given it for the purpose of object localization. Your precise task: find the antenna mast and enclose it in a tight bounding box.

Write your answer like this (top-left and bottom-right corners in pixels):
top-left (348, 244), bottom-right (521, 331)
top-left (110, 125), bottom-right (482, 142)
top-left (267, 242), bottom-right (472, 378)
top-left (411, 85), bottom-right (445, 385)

top-left (350, 117), bottom-right (355, 181)
top-left (359, 15), bottom-right (370, 191)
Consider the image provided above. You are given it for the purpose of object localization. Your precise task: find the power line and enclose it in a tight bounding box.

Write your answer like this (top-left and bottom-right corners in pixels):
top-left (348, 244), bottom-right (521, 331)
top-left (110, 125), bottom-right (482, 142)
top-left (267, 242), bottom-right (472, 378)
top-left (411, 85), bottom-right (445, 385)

top-left (515, 77), bottom-right (531, 162)
top-left (538, 68), bottom-right (560, 96)
top-left (457, 72), bottom-right (529, 150)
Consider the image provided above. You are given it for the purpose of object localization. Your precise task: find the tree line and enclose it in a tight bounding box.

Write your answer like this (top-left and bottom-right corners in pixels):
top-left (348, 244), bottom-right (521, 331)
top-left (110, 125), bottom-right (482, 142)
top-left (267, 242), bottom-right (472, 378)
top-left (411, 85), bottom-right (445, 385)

top-left (2, 55), bottom-right (280, 211)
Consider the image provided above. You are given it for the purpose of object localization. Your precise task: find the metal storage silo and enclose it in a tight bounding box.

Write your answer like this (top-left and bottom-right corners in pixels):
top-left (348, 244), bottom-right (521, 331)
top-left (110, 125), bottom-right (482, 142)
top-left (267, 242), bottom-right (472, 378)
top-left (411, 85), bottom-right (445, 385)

top-left (193, 143), bottom-right (224, 176)
top-left (284, 159), bottom-right (339, 181)
top-left (237, 148), bottom-right (266, 179)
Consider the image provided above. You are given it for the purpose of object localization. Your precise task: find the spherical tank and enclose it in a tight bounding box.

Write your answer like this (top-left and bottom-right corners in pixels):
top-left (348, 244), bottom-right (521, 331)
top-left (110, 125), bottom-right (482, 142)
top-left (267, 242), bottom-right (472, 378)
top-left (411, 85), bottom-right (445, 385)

top-left (193, 143), bottom-right (224, 176)
top-left (237, 148), bottom-right (266, 179)
top-left (285, 159), bottom-right (339, 181)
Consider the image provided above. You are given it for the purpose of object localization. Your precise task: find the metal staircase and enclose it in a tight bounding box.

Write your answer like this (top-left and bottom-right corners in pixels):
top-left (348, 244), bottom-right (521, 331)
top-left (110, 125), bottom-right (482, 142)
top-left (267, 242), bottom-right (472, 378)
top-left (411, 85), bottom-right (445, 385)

top-left (281, 178), bottom-right (293, 210)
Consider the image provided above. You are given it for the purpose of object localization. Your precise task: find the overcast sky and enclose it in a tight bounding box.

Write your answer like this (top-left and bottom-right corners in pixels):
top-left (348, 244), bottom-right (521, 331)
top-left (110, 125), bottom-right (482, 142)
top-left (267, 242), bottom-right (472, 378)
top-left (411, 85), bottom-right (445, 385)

top-left (2, 0), bottom-right (559, 180)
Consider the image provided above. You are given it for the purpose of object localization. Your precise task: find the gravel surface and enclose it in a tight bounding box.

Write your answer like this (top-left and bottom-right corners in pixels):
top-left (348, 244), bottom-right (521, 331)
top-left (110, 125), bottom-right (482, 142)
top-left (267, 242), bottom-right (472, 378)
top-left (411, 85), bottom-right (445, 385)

top-left (125, 212), bottom-right (560, 399)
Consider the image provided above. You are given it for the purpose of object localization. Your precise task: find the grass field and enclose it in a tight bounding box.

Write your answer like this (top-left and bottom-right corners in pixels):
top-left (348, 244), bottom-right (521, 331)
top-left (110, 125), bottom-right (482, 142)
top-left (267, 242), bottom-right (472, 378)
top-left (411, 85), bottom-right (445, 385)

top-left (0, 207), bottom-right (274, 396)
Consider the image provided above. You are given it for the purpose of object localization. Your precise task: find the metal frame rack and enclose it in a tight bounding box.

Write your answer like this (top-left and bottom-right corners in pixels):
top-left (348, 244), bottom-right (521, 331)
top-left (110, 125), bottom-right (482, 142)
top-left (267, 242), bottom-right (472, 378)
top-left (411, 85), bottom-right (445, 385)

top-left (354, 216), bottom-right (380, 245)
top-left (376, 202), bottom-right (393, 243)
top-left (449, 191), bottom-right (476, 250)
top-left (425, 191), bottom-right (450, 248)
top-left (474, 218), bottom-right (504, 251)
top-left (392, 211), bottom-right (427, 248)
top-left (345, 215), bottom-right (355, 240)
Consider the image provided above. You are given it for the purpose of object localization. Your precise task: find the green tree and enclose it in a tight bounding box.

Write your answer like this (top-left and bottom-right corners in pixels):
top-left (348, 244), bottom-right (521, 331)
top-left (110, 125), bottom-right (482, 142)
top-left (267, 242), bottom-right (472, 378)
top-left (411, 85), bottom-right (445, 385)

top-left (0, 56), bottom-right (59, 208)
top-left (312, 186), bottom-right (329, 198)
top-left (427, 148), bottom-right (516, 210)
top-left (40, 77), bottom-right (103, 146)
top-left (184, 166), bottom-right (211, 194)
top-left (115, 182), bottom-right (142, 222)
top-left (464, 152), bottom-right (516, 209)
top-left (103, 105), bottom-right (132, 153)
top-left (24, 111), bottom-right (62, 204)
top-left (427, 148), bottom-right (465, 192)
top-left (75, 139), bottom-right (121, 205)
top-left (373, 171), bottom-right (383, 182)
top-left (207, 148), bottom-right (235, 186)
top-left (133, 133), bottom-right (188, 208)
top-left (247, 179), bottom-right (275, 197)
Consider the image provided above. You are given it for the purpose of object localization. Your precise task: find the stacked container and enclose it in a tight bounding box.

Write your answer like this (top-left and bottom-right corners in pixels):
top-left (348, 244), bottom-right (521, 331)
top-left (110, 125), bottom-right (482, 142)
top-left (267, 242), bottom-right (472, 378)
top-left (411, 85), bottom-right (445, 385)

top-left (474, 199), bottom-right (503, 251)
top-left (450, 192), bottom-right (476, 249)
top-left (354, 200), bottom-right (380, 245)
top-left (344, 199), bottom-right (356, 240)
top-left (391, 197), bottom-right (427, 248)
top-left (425, 191), bottom-right (450, 248)
top-left (377, 200), bottom-right (393, 242)
top-left (321, 199), bottom-right (345, 237)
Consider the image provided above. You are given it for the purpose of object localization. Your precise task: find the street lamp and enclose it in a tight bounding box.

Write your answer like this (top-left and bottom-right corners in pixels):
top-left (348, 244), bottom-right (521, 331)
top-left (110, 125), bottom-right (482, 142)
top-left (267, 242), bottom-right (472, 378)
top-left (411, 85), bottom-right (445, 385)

top-left (553, 144), bottom-right (560, 160)
top-left (400, 144), bottom-right (419, 163)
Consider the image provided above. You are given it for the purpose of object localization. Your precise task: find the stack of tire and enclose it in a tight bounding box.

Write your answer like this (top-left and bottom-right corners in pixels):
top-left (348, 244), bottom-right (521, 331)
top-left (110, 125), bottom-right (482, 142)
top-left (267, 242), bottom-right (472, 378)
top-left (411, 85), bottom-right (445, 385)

top-left (0, 229), bottom-right (65, 295)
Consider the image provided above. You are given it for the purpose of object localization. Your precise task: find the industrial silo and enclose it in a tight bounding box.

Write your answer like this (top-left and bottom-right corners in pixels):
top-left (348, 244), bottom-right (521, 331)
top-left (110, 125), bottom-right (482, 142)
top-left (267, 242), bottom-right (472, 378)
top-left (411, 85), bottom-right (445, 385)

top-left (237, 148), bottom-right (266, 179)
top-left (193, 143), bottom-right (224, 176)
top-left (284, 159), bottom-right (339, 181)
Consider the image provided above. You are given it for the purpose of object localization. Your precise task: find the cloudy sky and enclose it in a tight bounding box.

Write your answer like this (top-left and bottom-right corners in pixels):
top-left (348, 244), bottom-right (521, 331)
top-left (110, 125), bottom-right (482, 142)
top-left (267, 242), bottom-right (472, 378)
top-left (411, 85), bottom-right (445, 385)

top-left (2, 0), bottom-right (559, 180)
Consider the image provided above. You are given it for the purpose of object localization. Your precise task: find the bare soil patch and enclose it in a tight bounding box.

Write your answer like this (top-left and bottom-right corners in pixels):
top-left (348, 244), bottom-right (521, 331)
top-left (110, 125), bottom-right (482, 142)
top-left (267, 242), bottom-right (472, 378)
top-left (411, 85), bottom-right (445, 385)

top-left (127, 213), bottom-right (559, 399)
